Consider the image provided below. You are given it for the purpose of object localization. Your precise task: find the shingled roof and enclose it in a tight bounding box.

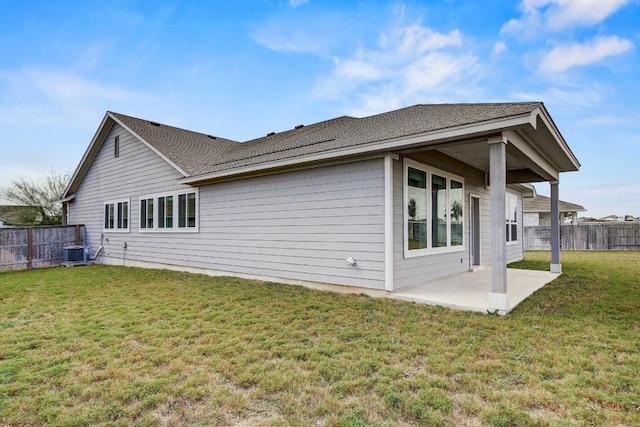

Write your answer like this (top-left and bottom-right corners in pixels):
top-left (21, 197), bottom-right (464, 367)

top-left (524, 195), bottom-right (586, 213)
top-left (110, 112), bottom-right (240, 175)
top-left (107, 103), bottom-right (543, 178)
top-left (190, 102), bottom-right (542, 176)
top-left (65, 102), bottom-right (578, 197)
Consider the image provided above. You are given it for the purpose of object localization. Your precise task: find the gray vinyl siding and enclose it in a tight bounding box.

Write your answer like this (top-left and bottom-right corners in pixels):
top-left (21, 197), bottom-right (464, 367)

top-left (69, 124), bottom-right (190, 242)
top-left (392, 153), bottom-right (524, 290)
top-left (69, 123), bottom-right (386, 289)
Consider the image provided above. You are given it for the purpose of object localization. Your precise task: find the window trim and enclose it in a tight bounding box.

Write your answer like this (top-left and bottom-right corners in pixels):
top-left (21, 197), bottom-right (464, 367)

top-left (138, 189), bottom-right (199, 233)
top-left (103, 198), bottom-right (130, 233)
top-left (506, 192), bottom-right (519, 245)
top-left (403, 159), bottom-right (465, 258)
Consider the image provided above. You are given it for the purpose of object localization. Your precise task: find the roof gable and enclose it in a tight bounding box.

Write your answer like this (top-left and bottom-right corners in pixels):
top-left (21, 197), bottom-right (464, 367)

top-left (63, 112), bottom-right (240, 197)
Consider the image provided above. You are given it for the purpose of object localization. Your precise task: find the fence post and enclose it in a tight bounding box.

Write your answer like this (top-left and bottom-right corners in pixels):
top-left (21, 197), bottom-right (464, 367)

top-left (27, 227), bottom-right (33, 270)
top-left (75, 224), bottom-right (81, 245)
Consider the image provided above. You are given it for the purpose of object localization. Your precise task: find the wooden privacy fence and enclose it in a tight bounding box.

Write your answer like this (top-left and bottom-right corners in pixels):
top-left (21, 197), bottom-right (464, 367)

top-left (524, 223), bottom-right (640, 251)
top-left (0, 225), bottom-right (85, 272)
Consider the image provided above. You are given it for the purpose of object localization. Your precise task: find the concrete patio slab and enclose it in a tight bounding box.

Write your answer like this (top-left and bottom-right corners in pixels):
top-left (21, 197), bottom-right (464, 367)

top-left (390, 267), bottom-right (560, 314)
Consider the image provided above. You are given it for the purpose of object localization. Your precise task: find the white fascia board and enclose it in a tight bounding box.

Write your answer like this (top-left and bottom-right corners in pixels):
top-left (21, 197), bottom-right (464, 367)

top-left (508, 183), bottom-right (536, 198)
top-left (63, 112), bottom-right (112, 198)
top-left (533, 106), bottom-right (581, 170)
top-left (181, 113), bottom-right (534, 185)
top-left (503, 129), bottom-right (559, 181)
top-left (109, 113), bottom-right (190, 177)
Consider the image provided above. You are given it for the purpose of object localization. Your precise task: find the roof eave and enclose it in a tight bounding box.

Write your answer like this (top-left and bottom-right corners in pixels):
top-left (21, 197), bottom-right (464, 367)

top-left (533, 105), bottom-right (581, 172)
top-left (181, 112), bottom-right (536, 185)
top-left (508, 183), bottom-right (537, 198)
top-left (63, 112), bottom-right (113, 198)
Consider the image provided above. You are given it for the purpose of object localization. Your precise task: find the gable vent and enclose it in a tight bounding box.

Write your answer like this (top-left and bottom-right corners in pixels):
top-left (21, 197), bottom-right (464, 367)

top-left (149, 121), bottom-right (161, 127)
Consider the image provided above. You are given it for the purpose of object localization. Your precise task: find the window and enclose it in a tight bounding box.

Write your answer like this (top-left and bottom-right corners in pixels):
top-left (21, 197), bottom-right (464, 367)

top-left (140, 198), bottom-right (154, 229)
top-left (158, 196), bottom-right (173, 228)
top-left (506, 193), bottom-right (518, 243)
top-left (404, 160), bottom-right (464, 257)
top-left (431, 174), bottom-right (447, 247)
top-left (450, 180), bottom-right (464, 246)
top-left (139, 190), bottom-right (198, 232)
top-left (407, 167), bottom-right (427, 250)
top-left (117, 201), bottom-right (128, 229)
top-left (187, 192), bottom-right (196, 227)
top-left (114, 135), bottom-right (120, 158)
top-left (103, 199), bottom-right (130, 232)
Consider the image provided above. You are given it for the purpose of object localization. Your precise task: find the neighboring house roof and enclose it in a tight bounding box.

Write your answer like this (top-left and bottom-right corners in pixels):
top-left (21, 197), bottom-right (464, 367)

top-left (63, 102), bottom-right (581, 197)
top-left (0, 205), bottom-right (37, 226)
top-left (523, 195), bottom-right (586, 213)
top-left (599, 215), bottom-right (623, 221)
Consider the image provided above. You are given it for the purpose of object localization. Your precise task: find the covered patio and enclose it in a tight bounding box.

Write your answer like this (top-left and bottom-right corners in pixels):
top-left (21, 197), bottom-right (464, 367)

top-left (391, 267), bottom-right (560, 314)
top-left (389, 104), bottom-right (580, 314)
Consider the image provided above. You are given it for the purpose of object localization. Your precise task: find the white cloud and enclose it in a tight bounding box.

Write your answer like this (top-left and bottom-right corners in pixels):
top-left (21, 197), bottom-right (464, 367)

top-left (513, 85), bottom-right (603, 109)
top-left (403, 52), bottom-right (477, 94)
top-left (27, 69), bottom-right (133, 103)
top-left (289, 0), bottom-right (309, 7)
top-left (310, 22), bottom-right (477, 116)
top-left (492, 41), bottom-right (507, 57)
top-left (538, 36), bottom-right (633, 74)
top-left (393, 25), bottom-right (462, 55)
top-left (252, 23), bottom-right (331, 55)
top-left (0, 68), bottom-right (151, 127)
top-left (333, 55), bottom-right (384, 81)
top-left (546, 0), bottom-right (630, 29)
top-left (502, 0), bottom-right (631, 38)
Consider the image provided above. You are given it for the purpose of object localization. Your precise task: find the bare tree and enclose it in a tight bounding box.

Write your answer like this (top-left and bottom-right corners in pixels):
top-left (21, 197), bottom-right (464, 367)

top-left (1, 170), bottom-right (70, 225)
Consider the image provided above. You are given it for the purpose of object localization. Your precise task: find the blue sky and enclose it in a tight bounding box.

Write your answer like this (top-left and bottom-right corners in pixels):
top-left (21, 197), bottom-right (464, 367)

top-left (1, 0), bottom-right (638, 218)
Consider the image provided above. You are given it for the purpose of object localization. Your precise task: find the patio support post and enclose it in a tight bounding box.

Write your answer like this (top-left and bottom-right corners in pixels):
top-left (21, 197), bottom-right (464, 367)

top-left (488, 135), bottom-right (509, 312)
top-left (550, 181), bottom-right (562, 273)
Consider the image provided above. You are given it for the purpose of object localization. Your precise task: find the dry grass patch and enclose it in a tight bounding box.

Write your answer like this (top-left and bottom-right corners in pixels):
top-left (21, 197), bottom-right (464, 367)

top-left (1, 251), bottom-right (639, 426)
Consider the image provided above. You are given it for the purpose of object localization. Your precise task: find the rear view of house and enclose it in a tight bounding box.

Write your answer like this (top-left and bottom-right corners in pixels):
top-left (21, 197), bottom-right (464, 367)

top-left (62, 103), bottom-right (580, 313)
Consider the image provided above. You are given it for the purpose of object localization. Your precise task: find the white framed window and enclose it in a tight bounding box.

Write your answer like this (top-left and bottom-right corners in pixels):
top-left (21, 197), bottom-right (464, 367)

top-left (139, 189), bottom-right (198, 232)
top-left (506, 193), bottom-right (518, 244)
top-left (404, 159), bottom-right (464, 258)
top-left (103, 198), bottom-right (130, 232)
top-left (140, 197), bottom-right (154, 229)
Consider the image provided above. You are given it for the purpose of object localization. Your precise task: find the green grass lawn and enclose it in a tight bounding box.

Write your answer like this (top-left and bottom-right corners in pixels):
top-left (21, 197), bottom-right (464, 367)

top-left (1, 252), bottom-right (639, 426)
